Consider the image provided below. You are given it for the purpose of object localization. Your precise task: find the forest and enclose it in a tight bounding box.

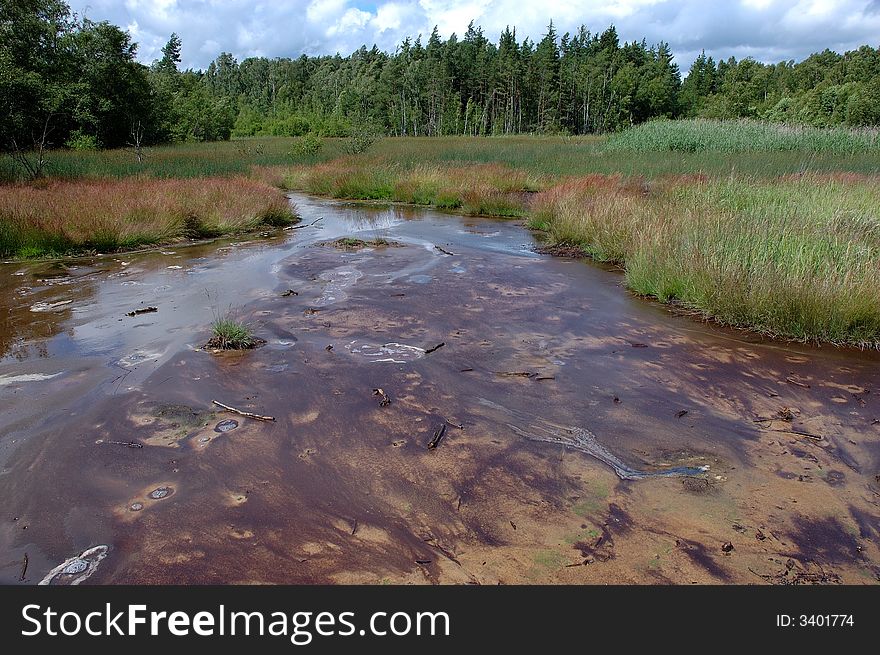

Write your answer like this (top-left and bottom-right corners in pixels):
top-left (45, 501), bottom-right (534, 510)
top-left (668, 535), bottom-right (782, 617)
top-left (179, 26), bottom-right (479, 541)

top-left (3, 0), bottom-right (880, 154)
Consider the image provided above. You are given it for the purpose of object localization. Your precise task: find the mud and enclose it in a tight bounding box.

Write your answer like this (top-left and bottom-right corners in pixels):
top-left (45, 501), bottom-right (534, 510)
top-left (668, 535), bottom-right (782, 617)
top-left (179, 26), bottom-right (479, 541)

top-left (1, 193), bottom-right (879, 585)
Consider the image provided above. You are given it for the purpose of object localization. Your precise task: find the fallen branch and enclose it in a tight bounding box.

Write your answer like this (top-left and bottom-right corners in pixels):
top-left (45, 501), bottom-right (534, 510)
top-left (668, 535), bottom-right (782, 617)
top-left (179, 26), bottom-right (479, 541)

top-left (106, 440), bottom-right (144, 449)
top-left (212, 400), bottom-right (275, 422)
top-left (422, 536), bottom-right (460, 565)
top-left (284, 217), bottom-right (324, 231)
top-left (434, 245), bottom-right (455, 256)
top-left (424, 342), bottom-right (445, 355)
top-left (427, 424), bottom-right (446, 450)
top-left (126, 306), bottom-right (158, 317)
top-left (445, 418), bottom-right (464, 430)
top-left (769, 428), bottom-right (823, 441)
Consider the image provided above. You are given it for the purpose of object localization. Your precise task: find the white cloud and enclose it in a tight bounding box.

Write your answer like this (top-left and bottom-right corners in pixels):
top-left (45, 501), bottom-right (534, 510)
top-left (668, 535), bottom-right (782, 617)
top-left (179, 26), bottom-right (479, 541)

top-left (65, 0), bottom-right (880, 71)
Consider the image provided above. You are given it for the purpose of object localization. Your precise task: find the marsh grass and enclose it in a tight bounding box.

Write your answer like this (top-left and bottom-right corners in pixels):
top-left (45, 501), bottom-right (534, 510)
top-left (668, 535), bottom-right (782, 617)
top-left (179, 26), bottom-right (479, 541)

top-left (207, 315), bottom-right (257, 350)
top-left (0, 177), bottom-right (296, 258)
top-left (262, 158), bottom-right (544, 216)
top-left (531, 174), bottom-right (880, 347)
top-left (0, 138), bottom-right (346, 183)
top-left (605, 119), bottom-right (880, 154)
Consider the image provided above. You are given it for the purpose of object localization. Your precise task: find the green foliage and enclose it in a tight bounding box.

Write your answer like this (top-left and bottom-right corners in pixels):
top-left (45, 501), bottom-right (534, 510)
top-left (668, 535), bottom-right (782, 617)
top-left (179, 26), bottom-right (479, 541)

top-left (290, 132), bottom-right (323, 156)
top-left (64, 130), bottom-right (100, 151)
top-left (4, 1), bottom-right (880, 156)
top-left (208, 315), bottom-right (257, 350)
top-left (605, 119), bottom-right (880, 154)
top-left (344, 125), bottom-right (379, 154)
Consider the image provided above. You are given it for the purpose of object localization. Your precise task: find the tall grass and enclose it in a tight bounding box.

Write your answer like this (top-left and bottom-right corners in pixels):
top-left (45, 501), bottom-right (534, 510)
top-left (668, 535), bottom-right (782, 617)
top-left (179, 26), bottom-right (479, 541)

top-left (531, 174), bottom-right (880, 347)
top-left (0, 138), bottom-right (345, 183)
top-left (606, 119), bottom-right (880, 154)
top-left (5, 131), bottom-right (878, 186)
top-left (0, 177), bottom-right (296, 258)
top-left (261, 158), bottom-right (545, 216)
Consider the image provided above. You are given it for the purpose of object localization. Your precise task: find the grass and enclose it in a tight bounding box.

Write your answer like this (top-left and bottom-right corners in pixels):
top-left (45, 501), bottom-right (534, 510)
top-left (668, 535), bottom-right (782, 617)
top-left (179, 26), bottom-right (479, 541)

top-left (0, 176), bottom-right (296, 258)
top-left (605, 119), bottom-right (880, 155)
top-left (207, 315), bottom-right (257, 350)
top-left (325, 237), bottom-right (400, 250)
top-left (258, 159), bottom-right (544, 216)
top-left (0, 138), bottom-right (345, 183)
top-left (530, 173), bottom-right (880, 348)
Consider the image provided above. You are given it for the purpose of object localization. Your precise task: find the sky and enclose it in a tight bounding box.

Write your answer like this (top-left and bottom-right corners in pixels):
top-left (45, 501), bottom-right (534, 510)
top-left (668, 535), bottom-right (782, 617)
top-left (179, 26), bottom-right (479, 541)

top-left (67, 0), bottom-right (880, 72)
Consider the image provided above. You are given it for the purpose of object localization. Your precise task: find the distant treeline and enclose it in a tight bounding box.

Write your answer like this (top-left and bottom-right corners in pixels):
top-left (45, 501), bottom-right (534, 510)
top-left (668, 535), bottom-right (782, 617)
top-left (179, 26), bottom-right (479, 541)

top-left (3, 0), bottom-right (880, 153)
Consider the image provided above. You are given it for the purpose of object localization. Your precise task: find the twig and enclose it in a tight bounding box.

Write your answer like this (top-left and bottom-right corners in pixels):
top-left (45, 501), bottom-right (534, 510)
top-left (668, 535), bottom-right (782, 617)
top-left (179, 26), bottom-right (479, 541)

top-left (126, 306), bottom-right (157, 317)
top-left (284, 217), bottom-right (324, 230)
top-left (212, 400), bottom-right (275, 422)
top-left (427, 424), bottom-right (446, 450)
top-left (434, 246), bottom-right (455, 256)
top-left (19, 553), bottom-right (28, 581)
top-left (769, 428), bottom-right (823, 441)
top-left (105, 440), bottom-right (144, 449)
top-left (425, 342), bottom-right (445, 355)
top-left (422, 537), bottom-right (460, 565)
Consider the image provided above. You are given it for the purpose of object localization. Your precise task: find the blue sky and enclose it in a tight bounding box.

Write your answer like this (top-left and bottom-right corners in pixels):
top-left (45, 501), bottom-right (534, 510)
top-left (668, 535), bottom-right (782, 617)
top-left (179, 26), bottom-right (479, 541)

top-left (67, 1), bottom-right (880, 72)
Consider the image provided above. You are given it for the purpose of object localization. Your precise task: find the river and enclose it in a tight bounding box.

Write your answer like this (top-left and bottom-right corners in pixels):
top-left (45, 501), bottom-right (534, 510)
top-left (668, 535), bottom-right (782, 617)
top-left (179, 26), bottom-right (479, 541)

top-left (1, 193), bottom-right (878, 584)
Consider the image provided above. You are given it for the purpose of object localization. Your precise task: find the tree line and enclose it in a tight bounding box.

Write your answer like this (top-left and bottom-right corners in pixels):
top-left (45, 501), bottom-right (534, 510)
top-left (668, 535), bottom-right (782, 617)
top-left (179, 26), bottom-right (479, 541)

top-left (3, 0), bottom-right (879, 157)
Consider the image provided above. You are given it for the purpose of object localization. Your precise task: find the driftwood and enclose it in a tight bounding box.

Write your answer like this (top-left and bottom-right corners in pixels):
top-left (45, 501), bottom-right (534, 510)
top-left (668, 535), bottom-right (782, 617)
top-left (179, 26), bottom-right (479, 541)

top-left (427, 424), bottom-right (446, 450)
top-left (424, 342), bottom-right (445, 355)
top-left (769, 428), bottom-right (823, 441)
top-left (19, 553), bottom-right (28, 581)
top-left (212, 400), bottom-right (276, 422)
top-left (372, 388), bottom-right (391, 407)
top-left (284, 217), bottom-right (324, 230)
top-left (434, 245), bottom-right (455, 256)
top-left (445, 418), bottom-right (464, 430)
top-left (785, 376), bottom-right (811, 389)
top-left (126, 307), bottom-right (157, 317)
top-left (106, 440), bottom-right (144, 449)
top-left (281, 289), bottom-right (298, 297)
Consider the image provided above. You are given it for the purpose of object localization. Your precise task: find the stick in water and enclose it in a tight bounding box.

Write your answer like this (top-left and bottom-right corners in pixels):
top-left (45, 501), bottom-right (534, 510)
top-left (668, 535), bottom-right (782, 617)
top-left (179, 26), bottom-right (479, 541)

top-left (284, 217), bottom-right (325, 231)
top-left (212, 400), bottom-right (276, 422)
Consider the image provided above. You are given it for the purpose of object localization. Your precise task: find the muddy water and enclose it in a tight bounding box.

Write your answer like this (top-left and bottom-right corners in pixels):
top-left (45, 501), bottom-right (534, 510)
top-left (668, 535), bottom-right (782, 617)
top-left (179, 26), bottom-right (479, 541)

top-left (1, 193), bottom-right (879, 585)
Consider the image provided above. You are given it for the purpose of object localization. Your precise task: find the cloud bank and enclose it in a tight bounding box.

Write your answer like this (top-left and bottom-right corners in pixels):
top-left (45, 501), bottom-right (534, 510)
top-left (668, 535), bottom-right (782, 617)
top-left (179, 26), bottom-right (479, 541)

top-left (68, 0), bottom-right (880, 72)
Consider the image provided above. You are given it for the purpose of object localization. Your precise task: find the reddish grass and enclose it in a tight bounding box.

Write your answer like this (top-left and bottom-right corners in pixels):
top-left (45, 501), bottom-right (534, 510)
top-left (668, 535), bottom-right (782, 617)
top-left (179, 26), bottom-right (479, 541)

top-left (0, 176), bottom-right (295, 257)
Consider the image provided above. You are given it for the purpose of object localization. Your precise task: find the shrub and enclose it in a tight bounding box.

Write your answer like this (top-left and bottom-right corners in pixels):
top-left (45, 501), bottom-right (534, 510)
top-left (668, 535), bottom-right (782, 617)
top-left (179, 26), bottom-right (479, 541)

top-left (290, 132), bottom-right (323, 157)
top-left (65, 131), bottom-right (101, 151)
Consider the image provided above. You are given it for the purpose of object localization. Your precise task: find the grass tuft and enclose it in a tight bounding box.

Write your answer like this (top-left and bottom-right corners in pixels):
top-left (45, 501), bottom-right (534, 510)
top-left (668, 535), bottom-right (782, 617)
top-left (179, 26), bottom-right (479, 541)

top-left (207, 316), bottom-right (258, 350)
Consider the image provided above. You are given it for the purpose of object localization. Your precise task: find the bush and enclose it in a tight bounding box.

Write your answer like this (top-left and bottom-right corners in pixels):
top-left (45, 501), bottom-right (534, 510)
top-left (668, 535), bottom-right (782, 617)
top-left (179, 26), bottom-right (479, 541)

top-left (290, 132), bottom-right (323, 157)
top-left (344, 126), bottom-right (380, 154)
top-left (65, 131), bottom-right (101, 151)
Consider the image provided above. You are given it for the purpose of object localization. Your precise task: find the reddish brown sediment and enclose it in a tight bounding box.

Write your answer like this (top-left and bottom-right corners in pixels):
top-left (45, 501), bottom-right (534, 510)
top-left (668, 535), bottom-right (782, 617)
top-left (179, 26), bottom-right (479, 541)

top-left (1, 193), bottom-right (878, 585)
